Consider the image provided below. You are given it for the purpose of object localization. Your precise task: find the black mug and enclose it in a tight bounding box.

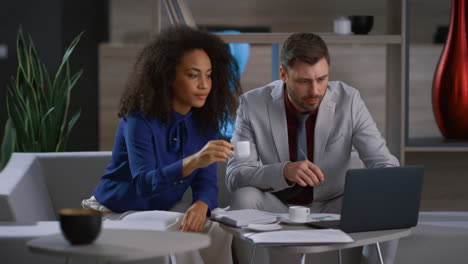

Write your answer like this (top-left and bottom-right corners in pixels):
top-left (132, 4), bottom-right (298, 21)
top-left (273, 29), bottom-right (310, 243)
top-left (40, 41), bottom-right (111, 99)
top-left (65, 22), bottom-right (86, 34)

top-left (349, 16), bottom-right (374, 35)
top-left (58, 208), bottom-right (102, 245)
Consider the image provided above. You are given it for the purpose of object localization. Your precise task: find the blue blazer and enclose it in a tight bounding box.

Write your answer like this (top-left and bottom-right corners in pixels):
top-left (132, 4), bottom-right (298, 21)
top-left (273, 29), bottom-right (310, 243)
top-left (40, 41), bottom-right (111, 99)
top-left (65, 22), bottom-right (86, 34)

top-left (94, 110), bottom-right (218, 213)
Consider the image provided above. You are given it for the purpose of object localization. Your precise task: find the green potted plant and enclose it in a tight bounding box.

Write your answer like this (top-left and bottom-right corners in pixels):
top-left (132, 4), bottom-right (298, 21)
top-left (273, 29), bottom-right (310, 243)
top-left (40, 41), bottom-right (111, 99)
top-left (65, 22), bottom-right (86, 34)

top-left (0, 28), bottom-right (83, 171)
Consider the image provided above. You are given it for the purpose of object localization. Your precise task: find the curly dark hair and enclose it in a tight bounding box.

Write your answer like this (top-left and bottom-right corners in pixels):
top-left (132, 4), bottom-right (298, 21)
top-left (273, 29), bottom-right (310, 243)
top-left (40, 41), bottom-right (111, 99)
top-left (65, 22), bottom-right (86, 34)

top-left (118, 25), bottom-right (241, 133)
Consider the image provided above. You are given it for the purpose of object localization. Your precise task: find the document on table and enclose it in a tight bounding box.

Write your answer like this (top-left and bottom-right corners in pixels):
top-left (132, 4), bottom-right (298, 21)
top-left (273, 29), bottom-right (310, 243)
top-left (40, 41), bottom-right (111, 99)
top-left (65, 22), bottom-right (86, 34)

top-left (277, 213), bottom-right (340, 222)
top-left (242, 229), bottom-right (354, 245)
top-left (211, 209), bottom-right (340, 227)
top-left (211, 209), bottom-right (278, 227)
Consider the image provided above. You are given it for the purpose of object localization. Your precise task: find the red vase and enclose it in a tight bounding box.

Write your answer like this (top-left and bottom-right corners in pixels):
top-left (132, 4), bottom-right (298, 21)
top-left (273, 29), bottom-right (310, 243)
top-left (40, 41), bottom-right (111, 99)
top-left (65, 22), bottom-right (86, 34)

top-left (432, 0), bottom-right (468, 139)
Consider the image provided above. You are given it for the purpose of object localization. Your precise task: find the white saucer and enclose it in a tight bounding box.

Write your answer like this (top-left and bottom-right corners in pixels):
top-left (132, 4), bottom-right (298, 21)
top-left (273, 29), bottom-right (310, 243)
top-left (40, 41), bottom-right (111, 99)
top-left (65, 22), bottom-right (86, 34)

top-left (245, 223), bottom-right (283, 232)
top-left (280, 216), bottom-right (310, 225)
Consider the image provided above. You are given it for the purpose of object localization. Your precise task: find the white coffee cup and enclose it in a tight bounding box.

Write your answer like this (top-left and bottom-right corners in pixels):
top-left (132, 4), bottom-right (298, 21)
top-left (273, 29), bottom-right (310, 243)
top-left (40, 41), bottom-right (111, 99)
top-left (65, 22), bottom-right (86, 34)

top-left (233, 141), bottom-right (250, 158)
top-left (289, 206), bottom-right (310, 222)
top-left (333, 17), bottom-right (352, 35)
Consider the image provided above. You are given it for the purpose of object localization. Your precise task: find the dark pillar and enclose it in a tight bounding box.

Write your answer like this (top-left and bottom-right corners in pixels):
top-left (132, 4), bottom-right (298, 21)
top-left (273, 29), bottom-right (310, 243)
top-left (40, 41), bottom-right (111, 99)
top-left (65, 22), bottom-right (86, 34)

top-left (0, 0), bottom-right (108, 151)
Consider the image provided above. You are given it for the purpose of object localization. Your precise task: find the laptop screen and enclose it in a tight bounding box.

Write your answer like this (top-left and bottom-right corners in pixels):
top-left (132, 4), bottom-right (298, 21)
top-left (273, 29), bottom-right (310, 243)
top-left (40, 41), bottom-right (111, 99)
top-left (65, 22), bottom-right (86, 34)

top-left (338, 166), bottom-right (424, 233)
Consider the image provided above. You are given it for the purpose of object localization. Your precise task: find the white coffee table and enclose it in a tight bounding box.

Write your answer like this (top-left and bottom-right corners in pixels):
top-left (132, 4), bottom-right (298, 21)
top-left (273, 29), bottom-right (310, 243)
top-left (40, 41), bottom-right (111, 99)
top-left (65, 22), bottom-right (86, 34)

top-left (221, 223), bottom-right (411, 264)
top-left (27, 228), bottom-right (210, 263)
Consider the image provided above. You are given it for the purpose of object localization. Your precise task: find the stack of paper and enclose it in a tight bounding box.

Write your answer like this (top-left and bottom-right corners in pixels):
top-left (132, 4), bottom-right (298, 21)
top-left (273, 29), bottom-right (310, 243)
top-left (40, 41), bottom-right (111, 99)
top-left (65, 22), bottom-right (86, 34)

top-left (242, 229), bottom-right (354, 245)
top-left (211, 209), bottom-right (278, 227)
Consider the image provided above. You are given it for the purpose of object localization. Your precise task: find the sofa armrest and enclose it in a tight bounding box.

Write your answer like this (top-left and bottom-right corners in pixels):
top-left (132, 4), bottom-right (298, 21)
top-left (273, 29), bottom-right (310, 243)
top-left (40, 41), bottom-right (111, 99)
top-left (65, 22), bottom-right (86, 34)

top-left (0, 153), bottom-right (55, 221)
top-left (36, 152), bottom-right (111, 213)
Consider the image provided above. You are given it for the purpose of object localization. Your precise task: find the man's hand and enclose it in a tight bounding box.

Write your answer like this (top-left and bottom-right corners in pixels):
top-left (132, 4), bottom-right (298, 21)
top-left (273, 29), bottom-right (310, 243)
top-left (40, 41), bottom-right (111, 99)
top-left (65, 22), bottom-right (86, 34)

top-left (180, 201), bottom-right (208, 232)
top-left (183, 140), bottom-right (233, 177)
top-left (283, 160), bottom-right (325, 186)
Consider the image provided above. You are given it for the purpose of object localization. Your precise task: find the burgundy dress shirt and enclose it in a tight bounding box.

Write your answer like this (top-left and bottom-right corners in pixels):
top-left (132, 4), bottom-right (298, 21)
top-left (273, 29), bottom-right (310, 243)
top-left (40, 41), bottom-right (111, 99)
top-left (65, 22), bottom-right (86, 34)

top-left (284, 87), bottom-right (317, 205)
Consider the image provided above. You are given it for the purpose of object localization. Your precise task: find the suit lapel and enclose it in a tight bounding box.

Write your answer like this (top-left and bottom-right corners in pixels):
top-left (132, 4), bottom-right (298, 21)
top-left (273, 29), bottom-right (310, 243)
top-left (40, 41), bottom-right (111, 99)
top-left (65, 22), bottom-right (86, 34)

top-left (314, 84), bottom-right (336, 164)
top-left (268, 82), bottom-right (290, 162)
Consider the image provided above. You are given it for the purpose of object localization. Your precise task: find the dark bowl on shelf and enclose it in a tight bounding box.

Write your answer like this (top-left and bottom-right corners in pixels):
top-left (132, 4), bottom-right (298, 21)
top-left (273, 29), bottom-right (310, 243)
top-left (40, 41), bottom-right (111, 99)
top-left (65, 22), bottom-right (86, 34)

top-left (349, 16), bottom-right (374, 35)
top-left (58, 208), bottom-right (102, 245)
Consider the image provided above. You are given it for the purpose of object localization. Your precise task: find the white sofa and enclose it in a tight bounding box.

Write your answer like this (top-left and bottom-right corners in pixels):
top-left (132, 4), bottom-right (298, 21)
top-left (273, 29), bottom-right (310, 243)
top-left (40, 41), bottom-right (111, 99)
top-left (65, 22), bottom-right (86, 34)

top-left (0, 152), bottom-right (112, 222)
top-left (0, 151), bottom-right (232, 222)
top-left (0, 152), bottom-right (111, 264)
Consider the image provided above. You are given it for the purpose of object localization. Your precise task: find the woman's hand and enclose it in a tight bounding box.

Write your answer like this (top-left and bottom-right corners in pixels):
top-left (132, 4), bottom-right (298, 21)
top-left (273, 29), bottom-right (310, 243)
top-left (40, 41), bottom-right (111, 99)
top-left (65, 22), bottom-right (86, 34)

top-left (180, 201), bottom-right (208, 232)
top-left (182, 140), bottom-right (233, 177)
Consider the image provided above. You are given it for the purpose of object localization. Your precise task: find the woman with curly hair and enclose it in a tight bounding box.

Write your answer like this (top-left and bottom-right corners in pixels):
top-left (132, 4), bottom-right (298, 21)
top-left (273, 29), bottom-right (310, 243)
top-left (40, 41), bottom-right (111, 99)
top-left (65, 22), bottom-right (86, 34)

top-left (83, 25), bottom-right (241, 264)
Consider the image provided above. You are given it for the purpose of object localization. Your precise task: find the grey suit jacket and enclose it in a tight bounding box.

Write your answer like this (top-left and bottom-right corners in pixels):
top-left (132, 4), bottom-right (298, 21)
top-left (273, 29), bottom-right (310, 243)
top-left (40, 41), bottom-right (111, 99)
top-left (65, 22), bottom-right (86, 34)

top-left (226, 80), bottom-right (399, 202)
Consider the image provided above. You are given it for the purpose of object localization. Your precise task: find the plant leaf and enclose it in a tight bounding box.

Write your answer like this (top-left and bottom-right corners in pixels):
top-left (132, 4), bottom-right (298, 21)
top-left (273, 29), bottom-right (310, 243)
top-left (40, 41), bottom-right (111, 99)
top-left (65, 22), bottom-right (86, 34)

top-left (56, 109), bottom-right (81, 152)
top-left (6, 87), bottom-right (27, 152)
top-left (6, 28), bottom-right (83, 153)
top-left (53, 32), bottom-right (83, 92)
top-left (16, 28), bottom-right (30, 84)
top-left (0, 119), bottom-right (17, 172)
top-left (38, 107), bottom-right (56, 150)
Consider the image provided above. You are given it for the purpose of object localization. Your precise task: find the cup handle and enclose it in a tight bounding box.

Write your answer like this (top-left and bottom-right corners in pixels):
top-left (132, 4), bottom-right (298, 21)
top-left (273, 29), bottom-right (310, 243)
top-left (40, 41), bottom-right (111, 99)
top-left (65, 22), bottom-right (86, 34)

top-left (306, 208), bottom-right (310, 214)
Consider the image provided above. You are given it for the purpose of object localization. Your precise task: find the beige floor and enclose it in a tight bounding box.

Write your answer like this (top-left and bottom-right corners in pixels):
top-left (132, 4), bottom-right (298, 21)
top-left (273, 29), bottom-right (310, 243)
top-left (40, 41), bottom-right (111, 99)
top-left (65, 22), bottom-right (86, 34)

top-left (395, 212), bottom-right (468, 264)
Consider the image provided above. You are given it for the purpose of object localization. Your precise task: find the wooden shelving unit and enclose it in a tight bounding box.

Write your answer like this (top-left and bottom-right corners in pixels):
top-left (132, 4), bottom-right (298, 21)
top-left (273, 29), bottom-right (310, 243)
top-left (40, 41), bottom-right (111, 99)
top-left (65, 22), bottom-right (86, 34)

top-left (217, 33), bottom-right (402, 45)
top-left (216, 0), bottom-right (408, 164)
top-left (406, 137), bottom-right (468, 152)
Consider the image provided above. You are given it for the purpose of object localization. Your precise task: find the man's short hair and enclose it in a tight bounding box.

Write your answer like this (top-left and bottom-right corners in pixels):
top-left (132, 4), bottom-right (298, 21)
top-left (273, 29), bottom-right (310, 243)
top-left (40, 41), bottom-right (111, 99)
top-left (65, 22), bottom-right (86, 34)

top-left (281, 32), bottom-right (330, 70)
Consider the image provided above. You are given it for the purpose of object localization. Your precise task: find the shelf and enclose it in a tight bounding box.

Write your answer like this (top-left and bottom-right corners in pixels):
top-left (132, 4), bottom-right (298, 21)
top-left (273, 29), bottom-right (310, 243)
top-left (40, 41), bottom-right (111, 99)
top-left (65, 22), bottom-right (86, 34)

top-left (405, 137), bottom-right (468, 152)
top-left (99, 34), bottom-right (401, 49)
top-left (217, 33), bottom-right (402, 45)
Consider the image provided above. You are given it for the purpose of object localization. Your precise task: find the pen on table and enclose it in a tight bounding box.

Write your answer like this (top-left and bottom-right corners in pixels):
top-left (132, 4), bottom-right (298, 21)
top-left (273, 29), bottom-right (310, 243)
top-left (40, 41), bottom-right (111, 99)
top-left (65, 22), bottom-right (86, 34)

top-left (300, 148), bottom-right (324, 183)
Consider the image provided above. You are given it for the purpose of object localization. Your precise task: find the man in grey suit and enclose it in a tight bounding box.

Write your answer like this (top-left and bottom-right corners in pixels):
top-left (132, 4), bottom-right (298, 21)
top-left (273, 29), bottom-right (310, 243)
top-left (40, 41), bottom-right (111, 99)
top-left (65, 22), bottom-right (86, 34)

top-left (226, 32), bottom-right (400, 263)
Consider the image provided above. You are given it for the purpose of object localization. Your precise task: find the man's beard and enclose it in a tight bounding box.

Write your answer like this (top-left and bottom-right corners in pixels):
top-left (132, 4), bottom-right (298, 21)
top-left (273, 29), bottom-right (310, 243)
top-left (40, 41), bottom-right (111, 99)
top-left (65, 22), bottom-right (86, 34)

top-left (288, 88), bottom-right (322, 113)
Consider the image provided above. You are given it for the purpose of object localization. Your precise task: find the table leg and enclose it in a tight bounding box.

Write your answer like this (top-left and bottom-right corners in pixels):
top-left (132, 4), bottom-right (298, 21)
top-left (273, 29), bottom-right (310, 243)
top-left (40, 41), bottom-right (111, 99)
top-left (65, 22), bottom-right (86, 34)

top-left (65, 257), bottom-right (71, 264)
top-left (170, 253), bottom-right (177, 264)
top-left (249, 245), bottom-right (257, 264)
top-left (338, 249), bottom-right (343, 264)
top-left (300, 253), bottom-right (306, 264)
top-left (376, 242), bottom-right (384, 264)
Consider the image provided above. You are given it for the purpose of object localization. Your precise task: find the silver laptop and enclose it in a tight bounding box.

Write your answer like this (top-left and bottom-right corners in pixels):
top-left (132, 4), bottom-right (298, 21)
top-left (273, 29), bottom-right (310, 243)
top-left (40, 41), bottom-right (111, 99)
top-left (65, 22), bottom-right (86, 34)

top-left (308, 166), bottom-right (424, 233)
